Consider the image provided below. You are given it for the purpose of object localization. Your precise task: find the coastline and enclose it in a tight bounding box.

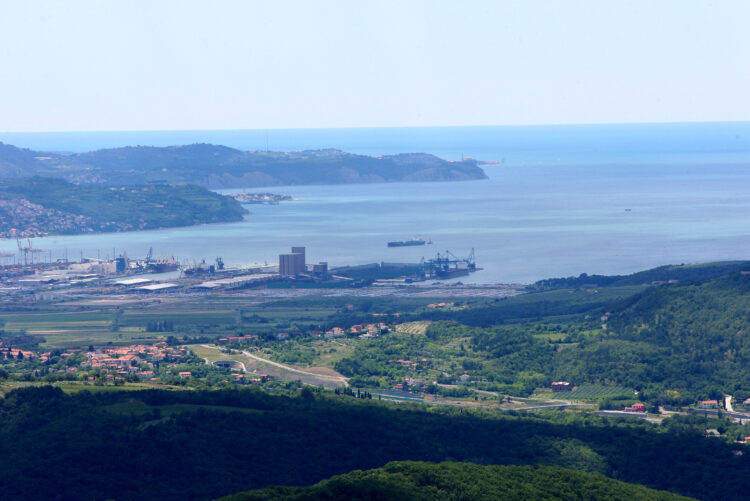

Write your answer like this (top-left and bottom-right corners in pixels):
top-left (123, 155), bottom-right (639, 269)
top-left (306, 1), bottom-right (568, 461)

top-left (0, 214), bottom-right (248, 242)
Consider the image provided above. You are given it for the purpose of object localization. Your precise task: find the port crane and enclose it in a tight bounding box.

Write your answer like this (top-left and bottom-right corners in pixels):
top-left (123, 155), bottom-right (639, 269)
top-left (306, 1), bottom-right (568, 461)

top-left (29, 241), bottom-right (46, 264)
top-left (420, 249), bottom-right (476, 278)
top-left (15, 239), bottom-right (44, 265)
top-left (0, 251), bottom-right (13, 265)
top-left (16, 238), bottom-right (28, 266)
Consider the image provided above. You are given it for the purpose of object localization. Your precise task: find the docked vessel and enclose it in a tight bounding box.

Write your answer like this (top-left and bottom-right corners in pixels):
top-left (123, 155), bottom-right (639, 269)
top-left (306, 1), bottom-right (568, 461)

top-left (420, 249), bottom-right (478, 279)
top-left (182, 257), bottom-right (224, 276)
top-left (146, 258), bottom-right (179, 273)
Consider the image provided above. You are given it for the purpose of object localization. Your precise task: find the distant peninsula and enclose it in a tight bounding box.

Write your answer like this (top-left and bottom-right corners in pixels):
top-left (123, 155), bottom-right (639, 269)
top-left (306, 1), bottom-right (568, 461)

top-left (0, 142), bottom-right (488, 189)
top-left (0, 177), bottom-right (247, 239)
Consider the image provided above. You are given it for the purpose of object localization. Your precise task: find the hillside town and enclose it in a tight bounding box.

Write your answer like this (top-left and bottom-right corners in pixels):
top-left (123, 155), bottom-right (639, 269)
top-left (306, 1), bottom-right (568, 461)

top-left (0, 198), bottom-right (94, 238)
top-left (0, 340), bottom-right (275, 387)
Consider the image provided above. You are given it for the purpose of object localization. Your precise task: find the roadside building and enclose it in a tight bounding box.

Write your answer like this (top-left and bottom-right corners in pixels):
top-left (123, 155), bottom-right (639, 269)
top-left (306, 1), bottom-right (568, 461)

top-left (623, 402), bottom-right (646, 413)
top-left (551, 381), bottom-right (572, 392)
top-left (698, 400), bottom-right (719, 409)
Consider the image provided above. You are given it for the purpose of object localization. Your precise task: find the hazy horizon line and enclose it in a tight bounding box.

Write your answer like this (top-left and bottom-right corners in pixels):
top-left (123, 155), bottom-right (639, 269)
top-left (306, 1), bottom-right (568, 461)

top-left (2, 119), bottom-right (749, 135)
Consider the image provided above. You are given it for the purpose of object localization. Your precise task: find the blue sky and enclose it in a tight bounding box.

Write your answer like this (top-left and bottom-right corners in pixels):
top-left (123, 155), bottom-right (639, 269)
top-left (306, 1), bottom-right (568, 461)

top-left (1, 0), bottom-right (748, 132)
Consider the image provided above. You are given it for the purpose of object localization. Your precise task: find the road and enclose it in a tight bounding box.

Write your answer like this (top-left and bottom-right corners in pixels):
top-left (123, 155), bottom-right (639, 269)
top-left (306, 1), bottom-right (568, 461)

top-left (725, 394), bottom-right (734, 413)
top-left (689, 408), bottom-right (750, 422)
top-left (198, 344), bottom-right (348, 387)
top-left (201, 355), bottom-right (247, 372)
top-left (240, 349), bottom-right (349, 386)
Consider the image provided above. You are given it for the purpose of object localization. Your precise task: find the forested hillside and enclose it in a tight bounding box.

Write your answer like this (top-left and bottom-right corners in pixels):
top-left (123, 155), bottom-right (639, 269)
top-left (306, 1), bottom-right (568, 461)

top-left (333, 269), bottom-right (750, 402)
top-left (0, 386), bottom-right (746, 501)
top-left (532, 261), bottom-right (750, 290)
top-left (597, 272), bottom-right (750, 401)
top-left (221, 461), bottom-right (693, 501)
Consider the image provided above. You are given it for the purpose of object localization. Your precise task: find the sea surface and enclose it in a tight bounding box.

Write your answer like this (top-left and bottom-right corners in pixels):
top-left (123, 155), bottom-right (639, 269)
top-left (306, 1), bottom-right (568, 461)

top-left (1, 122), bottom-right (748, 284)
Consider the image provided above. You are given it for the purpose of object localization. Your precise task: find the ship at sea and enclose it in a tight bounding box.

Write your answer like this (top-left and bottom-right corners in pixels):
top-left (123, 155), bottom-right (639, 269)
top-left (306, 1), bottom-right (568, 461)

top-left (388, 236), bottom-right (428, 247)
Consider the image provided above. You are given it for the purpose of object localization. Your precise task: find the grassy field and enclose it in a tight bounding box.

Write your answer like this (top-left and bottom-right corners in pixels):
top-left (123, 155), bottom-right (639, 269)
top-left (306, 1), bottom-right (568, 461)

top-left (0, 300), bottom-right (342, 349)
top-left (533, 384), bottom-right (634, 400)
top-left (119, 310), bottom-right (239, 327)
top-left (395, 321), bottom-right (432, 335)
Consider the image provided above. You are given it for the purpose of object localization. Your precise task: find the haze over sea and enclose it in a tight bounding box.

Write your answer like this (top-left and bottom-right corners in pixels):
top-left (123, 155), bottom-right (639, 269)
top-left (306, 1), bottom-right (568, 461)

top-left (1, 122), bottom-right (748, 284)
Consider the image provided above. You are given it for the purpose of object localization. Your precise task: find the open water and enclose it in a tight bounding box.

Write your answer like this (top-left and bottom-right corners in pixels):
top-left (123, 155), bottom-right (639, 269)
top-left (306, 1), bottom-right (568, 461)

top-left (1, 122), bottom-right (748, 284)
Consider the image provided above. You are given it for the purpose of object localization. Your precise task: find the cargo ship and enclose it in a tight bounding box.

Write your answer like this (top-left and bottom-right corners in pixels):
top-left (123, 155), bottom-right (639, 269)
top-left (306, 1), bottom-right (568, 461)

top-left (388, 237), bottom-right (427, 247)
top-left (182, 257), bottom-right (224, 276)
top-left (146, 258), bottom-right (179, 273)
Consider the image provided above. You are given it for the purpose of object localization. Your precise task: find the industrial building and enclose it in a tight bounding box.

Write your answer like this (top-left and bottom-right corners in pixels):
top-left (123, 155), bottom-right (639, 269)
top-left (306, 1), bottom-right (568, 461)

top-left (279, 246), bottom-right (306, 276)
top-left (312, 262), bottom-right (328, 278)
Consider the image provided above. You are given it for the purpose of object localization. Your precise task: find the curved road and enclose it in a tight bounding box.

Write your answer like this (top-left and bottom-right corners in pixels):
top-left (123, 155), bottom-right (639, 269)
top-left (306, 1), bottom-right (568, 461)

top-left (200, 344), bottom-right (348, 386)
top-left (240, 349), bottom-right (348, 386)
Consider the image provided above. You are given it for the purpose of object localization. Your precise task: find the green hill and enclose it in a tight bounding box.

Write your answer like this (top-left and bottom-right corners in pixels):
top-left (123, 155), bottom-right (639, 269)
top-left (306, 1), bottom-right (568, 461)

top-left (341, 266), bottom-right (750, 401)
top-left (592, 271), bottom-right (750, 401)
top-left (0, 176), bottom-right (247, 237)
top-left (532, 261), bottom-right (750, 290)
top-left (220, 461), bottom-right (693, 501)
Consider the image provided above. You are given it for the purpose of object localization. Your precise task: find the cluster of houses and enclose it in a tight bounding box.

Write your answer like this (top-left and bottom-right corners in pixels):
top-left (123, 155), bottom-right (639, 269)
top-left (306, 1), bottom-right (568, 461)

top-left (217, 335), bottom-right (259, 345)
top-left (389, 358), bottom-right (428, 370)
top-left (324, 322), bottom-right (390, 339)
top-left (0, 345), bottom-right (38, 361)
top-left (427, 302), bottom-right (455, 309)
top-left (78, 343), bottom-right (189, 382)
top-left (395, 377), bottom-right (425, 392)
top-left (0, 198), bottom-right (94, 239)
top-left (1, 340), bottom-right (283, 387)
top-left (230, 372), bottom-right (271, 385)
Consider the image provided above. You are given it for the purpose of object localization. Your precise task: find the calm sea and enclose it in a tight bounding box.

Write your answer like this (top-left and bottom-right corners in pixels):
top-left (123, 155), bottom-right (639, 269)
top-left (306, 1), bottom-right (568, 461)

top-left (1, 122), bottom-right (748, 284)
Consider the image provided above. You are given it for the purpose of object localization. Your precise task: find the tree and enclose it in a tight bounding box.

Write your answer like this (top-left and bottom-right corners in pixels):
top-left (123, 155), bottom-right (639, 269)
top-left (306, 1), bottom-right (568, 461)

top-left (300, 387), bottom-right (315, 402)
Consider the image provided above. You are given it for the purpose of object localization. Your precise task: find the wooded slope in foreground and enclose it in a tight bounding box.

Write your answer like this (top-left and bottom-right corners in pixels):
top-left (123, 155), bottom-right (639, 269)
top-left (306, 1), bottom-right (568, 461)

top-left (0, 386), bottom-right (746, 501)
top-left (220, 461), bottom-right (693, 501)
